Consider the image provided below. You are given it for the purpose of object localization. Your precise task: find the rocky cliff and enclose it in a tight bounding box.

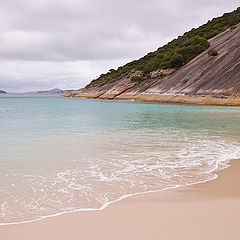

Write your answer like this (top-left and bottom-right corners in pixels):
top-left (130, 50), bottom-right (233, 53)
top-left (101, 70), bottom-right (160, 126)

top-left (65, 23), bottom-right (240, 106)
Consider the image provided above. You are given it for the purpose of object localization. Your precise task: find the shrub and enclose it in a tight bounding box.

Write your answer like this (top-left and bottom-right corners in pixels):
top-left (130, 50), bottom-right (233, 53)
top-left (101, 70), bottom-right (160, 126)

top-left (170, 53), bottom-right (183, 68)
top-left (230, 25), bottom-right (237, 30)
top-left (208, 48), bottom-right (219, 56)
top-left (131, 76), bottom-right (143, 82)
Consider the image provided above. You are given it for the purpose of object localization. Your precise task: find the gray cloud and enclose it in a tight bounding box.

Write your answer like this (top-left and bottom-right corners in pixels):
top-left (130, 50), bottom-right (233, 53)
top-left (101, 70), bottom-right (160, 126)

top-left (0, 59), bottom-right (128, 92)
top-left (0, 0), bottom-right (239, 92)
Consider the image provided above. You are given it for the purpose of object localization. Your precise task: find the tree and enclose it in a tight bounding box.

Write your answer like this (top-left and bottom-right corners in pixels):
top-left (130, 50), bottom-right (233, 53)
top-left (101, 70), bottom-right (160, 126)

top-left (108, 69), bottom-right (115, 73)
top-left (170, 53), bottom-right (183, 68)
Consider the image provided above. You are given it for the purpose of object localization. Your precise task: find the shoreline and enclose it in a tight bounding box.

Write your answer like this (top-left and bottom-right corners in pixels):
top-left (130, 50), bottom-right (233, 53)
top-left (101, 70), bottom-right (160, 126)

top-left (0, 166), bottom-right (220, 227)
top-left (0, 155), bottom-right (232, 227)
top-left (1, 159), bottom-right (240, 240)
top-left (64, 94), bottom-right (240, 107)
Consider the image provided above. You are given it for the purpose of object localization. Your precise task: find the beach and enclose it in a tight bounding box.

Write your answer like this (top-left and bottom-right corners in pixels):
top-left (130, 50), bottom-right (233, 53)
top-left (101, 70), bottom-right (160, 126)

top-left (1, 3), bottom-right (240, 240)
top-left (1, 96), bottom-right (240, 239)
top-left (1, 159), bottom-right (239, 240)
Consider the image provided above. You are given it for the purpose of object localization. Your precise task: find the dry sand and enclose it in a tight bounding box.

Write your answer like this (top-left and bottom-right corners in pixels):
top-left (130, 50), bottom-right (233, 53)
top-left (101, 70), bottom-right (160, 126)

top-left (1, 160), bottom-right (240, 240)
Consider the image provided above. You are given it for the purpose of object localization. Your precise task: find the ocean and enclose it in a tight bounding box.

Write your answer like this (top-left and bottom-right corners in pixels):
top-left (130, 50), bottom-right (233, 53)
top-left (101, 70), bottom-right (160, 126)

top-left (0, 94), bottom-right (240, 224)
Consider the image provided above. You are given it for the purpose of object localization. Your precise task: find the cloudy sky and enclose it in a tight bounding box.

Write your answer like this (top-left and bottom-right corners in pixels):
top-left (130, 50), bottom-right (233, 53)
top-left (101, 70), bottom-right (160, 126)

top-left (0, 0), bottom-right (238, 92)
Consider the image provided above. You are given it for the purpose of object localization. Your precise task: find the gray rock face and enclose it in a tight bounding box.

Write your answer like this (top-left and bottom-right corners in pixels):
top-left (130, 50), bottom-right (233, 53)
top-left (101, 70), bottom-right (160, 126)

top-left (65, 24), bottom-right (240, 106)
top-left (142, 24), bottom-right (240, 97)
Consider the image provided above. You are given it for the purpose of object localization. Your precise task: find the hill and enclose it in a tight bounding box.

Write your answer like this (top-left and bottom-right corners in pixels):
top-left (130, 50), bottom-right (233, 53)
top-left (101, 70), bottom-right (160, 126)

top-left (65, 8), bottom-right (240, 106)
top-left (37, 88), bottom-right (73, 94)
top-left (25, 88), bottom-right (73, 94)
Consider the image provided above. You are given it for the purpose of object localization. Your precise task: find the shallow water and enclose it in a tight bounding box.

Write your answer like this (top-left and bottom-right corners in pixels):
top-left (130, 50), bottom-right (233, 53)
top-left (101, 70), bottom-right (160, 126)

top-left (0, 94), bottom-right (240, 224)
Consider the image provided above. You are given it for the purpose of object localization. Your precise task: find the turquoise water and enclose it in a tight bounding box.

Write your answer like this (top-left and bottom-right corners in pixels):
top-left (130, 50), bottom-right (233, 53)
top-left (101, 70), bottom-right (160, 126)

top-left (0, 94), bottom-right (240, 224)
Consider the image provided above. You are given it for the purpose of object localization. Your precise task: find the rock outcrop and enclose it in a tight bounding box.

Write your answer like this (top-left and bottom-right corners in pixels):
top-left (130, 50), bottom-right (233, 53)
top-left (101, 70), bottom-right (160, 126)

top-left (65, 24), bottom-right (240, 106)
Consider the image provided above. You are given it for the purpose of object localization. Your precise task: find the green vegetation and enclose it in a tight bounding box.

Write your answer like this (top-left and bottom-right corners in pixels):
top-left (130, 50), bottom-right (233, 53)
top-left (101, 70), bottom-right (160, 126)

top-left (87, 7), bottom-right (240, 88)
top-left (230, 24), bottom-right (237, 30)
top-left (170, 53), bottom-right (184, 68)
top-left (208, 48), bottom-right (219, 56)
top-left (131, 76), bottom-right (143, 82)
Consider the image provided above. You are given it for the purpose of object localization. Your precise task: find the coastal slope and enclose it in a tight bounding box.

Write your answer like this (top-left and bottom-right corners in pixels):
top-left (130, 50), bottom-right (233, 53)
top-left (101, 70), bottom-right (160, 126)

top-left (119, 24), bottom-right (240, 105)
top-left (65, 10), bottom-right (240, 106)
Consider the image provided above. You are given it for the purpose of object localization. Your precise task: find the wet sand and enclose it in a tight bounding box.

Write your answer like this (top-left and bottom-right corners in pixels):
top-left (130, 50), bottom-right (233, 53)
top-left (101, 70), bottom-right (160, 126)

top-left (1, 160), bottom-right (240, 240)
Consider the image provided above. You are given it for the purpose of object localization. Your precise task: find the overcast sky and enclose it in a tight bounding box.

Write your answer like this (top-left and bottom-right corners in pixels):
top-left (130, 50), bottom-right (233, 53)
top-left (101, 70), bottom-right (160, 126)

top-left (0, 0), bottom-right (239, 92)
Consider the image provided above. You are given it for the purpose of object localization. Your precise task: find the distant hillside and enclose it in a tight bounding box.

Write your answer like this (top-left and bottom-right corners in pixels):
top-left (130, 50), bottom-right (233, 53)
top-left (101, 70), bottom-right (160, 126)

top-left (0, 90), bottom-right (7, 94)
top-left (37, 88), bottom-right (73, 94)
top-left (26, 88), bottom-right (73, 94)
top-left (65, 8), bottom-right (240, 106)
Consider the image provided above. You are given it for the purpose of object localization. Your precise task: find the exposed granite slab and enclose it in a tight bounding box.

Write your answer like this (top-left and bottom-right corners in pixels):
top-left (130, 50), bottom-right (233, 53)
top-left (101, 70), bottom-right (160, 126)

top-left (64, 24), bottom-right (240, 106)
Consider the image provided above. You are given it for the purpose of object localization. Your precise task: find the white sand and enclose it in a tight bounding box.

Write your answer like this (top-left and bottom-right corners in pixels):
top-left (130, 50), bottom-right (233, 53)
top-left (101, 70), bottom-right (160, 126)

top-left (1, 160), bottom-right (240, 240)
